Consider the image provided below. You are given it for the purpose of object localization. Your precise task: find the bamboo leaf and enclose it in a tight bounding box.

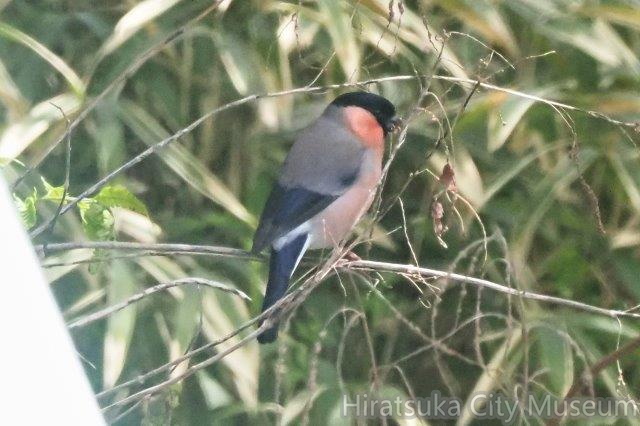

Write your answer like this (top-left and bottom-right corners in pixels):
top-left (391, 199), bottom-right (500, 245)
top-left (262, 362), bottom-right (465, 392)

top-left (118, 101), bottom-right (255, 226)
top-left (103, 261), bottom-right (138, 388)
top-left (0, 22), bottom-right (84, 96)
top-left (536, 326), bottom-right (574, 396)
top-left (0, 93), bottom-right (81, 160)
top-left (579, 4), bottom-right (640, 32)
top-left (317, 0), bottom-right (360, 78)
top-left (99, 0), bottom-right (183, 56)
top-left (488, 93), bottom-right (535, 152)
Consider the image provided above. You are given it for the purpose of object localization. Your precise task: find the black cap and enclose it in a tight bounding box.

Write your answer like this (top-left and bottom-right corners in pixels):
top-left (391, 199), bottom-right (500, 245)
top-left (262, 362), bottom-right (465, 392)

top-left (331, 92), bottom-right (398, 135)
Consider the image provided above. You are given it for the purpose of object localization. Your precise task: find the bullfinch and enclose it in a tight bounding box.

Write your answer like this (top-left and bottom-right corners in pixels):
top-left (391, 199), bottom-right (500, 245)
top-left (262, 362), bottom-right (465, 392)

top-left (252, 92), bottom-right (400, 343)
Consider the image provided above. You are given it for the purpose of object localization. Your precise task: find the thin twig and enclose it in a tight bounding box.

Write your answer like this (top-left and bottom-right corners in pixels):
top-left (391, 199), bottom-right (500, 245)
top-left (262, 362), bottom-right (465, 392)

top-left (547, 335), bottom-right (640, 426)
top-left (39, 103), bottom-right (72, 245)
top-left (35, 241), bottom-right (259, 260)
top-left (37, 241), bottom-right (640, 320)
top-left (102, 326), bottom-right (266, 410)
top-left (29, 73), bottom-right (638, 237)
top-left (66, 278), bottom-right (250, 329)
top-left (96, 265), bottom-right (325, 401)
top-left (350, 259), bottom-right (640, 320)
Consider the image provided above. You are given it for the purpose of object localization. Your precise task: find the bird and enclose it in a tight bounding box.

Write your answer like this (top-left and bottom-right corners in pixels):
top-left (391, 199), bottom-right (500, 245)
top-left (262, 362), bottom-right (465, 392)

top-left (252, 91), bottom-right (400, 344)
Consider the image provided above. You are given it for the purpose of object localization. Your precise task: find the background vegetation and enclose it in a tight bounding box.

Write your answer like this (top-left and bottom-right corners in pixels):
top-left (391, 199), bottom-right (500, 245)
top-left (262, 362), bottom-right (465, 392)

top-left (1, 0), bottom-right (640, 424)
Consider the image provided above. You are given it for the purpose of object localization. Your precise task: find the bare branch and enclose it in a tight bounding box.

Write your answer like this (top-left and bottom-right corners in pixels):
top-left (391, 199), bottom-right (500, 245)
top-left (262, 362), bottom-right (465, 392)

top-left (35, 241), bottom-right (258, 260)
top-left (67, 278), bottom-right (250, 329)
top-left (38, 103), bottom-right (72, 244)
top-left (350, 259), bottom-right (640, 320)
top-left (38, 241), bottom-right (640, 320)
top-left (67, 238), bottom-right (640, 409)
top-left (30, 73), bottom-right (638, 238)
top-left (102, 326), bottom-right (266, 410)
top-left (548, 335), bottom-right (640, 425)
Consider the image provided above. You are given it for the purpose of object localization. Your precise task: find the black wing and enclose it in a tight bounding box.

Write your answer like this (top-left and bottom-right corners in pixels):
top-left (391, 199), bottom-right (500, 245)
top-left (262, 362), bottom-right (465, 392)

top-left (251, 184), bottom-right (338, 253)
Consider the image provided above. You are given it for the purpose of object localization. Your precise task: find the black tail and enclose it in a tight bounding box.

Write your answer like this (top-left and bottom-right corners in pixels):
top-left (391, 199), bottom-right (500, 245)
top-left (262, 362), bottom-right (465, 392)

top-left (257, 233), bottom-right (308, 344)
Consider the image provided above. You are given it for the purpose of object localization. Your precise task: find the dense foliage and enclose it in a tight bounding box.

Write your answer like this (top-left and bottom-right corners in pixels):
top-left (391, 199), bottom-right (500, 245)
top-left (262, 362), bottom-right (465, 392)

top-left (1, 0), bottom-right (640, 424)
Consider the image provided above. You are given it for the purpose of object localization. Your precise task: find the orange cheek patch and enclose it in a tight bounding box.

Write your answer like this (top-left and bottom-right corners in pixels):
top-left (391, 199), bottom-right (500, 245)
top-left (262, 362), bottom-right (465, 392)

top-left (344, 106), bottom-right (384, 149)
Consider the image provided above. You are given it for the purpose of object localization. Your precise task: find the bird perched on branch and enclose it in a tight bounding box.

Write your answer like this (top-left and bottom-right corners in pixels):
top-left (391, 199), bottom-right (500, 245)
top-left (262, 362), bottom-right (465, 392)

top-left (252, 92), bottom-right (400, 344)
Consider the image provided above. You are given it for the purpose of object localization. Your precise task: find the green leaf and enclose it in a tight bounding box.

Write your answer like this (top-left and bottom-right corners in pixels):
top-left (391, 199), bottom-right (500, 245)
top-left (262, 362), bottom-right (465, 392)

top-left (79, 201), bottom-right (115, 241)
top-left (99, 0), bottom-right (183, 57)
top-left (41, 178), bottom-right (67, 203)
top-left (103, 261), bottom-right (137, 388)
top-left (317, 0), bottom-right (360, 78)
top-left (119, 101), bottom-right (254, 225)
top-left (13, 189), bottom-right (37, 229)
top-left (94, 185), bottom-right (149, 216)
top-left (487, 87), bottom-right (556, 152)
top-left (536, 327), bottom-right (574, 396)
top-left (0, 22), bottom-right (84, 96)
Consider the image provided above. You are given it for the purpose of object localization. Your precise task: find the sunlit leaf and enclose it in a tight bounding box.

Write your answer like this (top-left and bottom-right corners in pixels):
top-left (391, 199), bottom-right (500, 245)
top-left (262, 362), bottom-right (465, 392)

top-left (41, 177), bottom-right (66, 202)
top-left (609, 153), bottom-right (640, 215)
top-left (488, 95), bottom-right (536, 152)
top-left (281, 388), bottom-right (327, 426)
top-left (79, 201), bottom-right (115, 241)
top-left (103, 261), bottom-right (138, 388)
top-left (95, 185), bottom-right (149, 217)
top-left (438, 0), bottom-right (518, 56)
top-left (431, 148), bottom-right (484, 206)
top-left (113, 209), bottom-right (162, 243)
top-left (0, 58), bottom-right (27, 119)
top-left (458, 330), bottom-right (521, 426)
top-left (317, 0), bottom-right (360, 78)
top-left (0, 93), bottom-right (81, 160)
top-left (213, 32), bottom-right (262, 96)
top-left (197, 372), bottom-right (233, 410)
top-left (118, 101), bottom-right (256, 226)
top-left (579, 4), bottom-right (640, 32)
top-left (13, 190), bottom-right (37, 229)
top-left (99, 0), bottom-right (183, 57)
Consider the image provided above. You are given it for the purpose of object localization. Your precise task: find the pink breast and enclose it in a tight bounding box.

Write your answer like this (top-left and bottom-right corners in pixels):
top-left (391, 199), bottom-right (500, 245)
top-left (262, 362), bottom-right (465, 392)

top-left (308, 151), bottom-right (382, 249)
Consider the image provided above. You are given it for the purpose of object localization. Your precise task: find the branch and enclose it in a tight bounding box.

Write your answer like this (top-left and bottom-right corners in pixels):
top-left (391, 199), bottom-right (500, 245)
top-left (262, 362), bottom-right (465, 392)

top-left (62, 239), bottom-right (640, 409)
top-left (349, 260), bottom-right (640, 320)
top-left (563, 335), bottom-right (640, 401)
top-left (35, 241), bottom-right (258, 260)
top-left (102, 326), bottom-right (266, 410)
top-left (29, 74), bottom-right (638, 238)
top-left (39, 103), bottom-right (72, 242)
top-left (37, 241), bottom-right (640, 320)
top-left (101, 242), bottom-right (354, 409)
top-left (66, 277), bottom-right (250, 329)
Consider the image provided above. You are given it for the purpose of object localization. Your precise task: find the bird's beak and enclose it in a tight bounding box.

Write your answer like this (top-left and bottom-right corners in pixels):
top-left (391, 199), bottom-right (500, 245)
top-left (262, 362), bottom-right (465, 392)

top-left (386, 116), bottom-right (403, 133)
